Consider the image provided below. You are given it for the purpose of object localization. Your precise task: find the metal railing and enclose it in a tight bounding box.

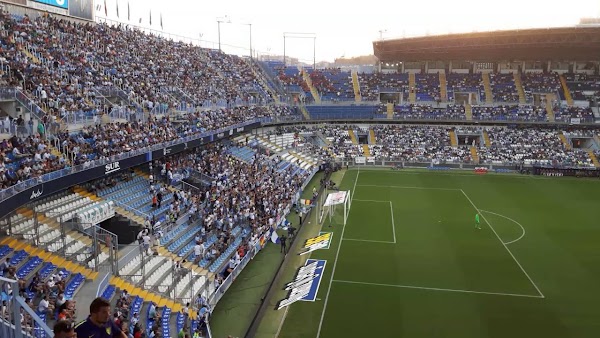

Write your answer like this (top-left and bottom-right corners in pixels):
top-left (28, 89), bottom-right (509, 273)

top-left (0, 276), bottom-right (53, 338)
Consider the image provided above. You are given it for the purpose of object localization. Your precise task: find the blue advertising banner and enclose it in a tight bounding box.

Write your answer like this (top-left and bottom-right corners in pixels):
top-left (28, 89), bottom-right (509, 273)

top-left (32, 0), bottom-right (68, 9)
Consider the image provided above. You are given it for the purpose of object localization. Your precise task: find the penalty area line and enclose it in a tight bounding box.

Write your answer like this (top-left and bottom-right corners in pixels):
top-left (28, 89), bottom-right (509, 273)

top-left (332, 279), bottom-right (544, 299)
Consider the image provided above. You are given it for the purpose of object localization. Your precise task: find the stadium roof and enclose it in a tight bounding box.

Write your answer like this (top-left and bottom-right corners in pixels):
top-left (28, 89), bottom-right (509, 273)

top-left (373, 27), bottom-right (600, 62)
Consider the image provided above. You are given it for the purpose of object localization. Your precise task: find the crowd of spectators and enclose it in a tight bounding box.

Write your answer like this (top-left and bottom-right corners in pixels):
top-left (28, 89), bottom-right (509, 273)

top-left (414, 74), bottom-right (440, 102)
top-left (471, 105), bottom-right (547, 122)
top-left (553, 106), bottom-right (595, 123)
top-left (564, 73), bottom-right (600, 101)
top-left (310, 69), bottom-right (354, 101)
top-left (489, 73), bottom-right (520, 102)
top-left (521, 72), bottom-right (562, 101)
top-left (479, 127), bottom-right (594, 167)
top-left (358, 72), bottom-right (408, 101)
top-left (446, 73), bottom-right (485, 101)
top-left (0, 10), bottom-right (272, 123)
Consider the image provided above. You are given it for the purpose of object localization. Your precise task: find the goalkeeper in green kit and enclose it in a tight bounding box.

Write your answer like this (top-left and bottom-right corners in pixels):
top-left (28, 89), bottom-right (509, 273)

top-left (475, 213), bottom-right (481, 230)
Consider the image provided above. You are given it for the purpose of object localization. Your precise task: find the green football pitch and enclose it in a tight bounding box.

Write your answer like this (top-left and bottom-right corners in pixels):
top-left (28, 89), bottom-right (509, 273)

top-left (272, 169), bottom-right (600, 338)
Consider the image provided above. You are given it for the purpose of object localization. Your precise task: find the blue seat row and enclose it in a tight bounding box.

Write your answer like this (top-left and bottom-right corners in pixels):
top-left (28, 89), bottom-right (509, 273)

top-left (38, 263), bottom-right (57, 280)
top-left (64, 273), bottom-right (84, 299)
top-left (16, 256), bottom-right (43, 279)
top-left (9, 250), bottom-right (28, 266)
top-left (168, 228), bottom-right (198, 252)
top-left (129, 296), bottom-right (143, 319)
top-left (209, 236), bottom-right (243, 273)
top-left (160, 224), bottom-right (186, 245)
top-left (161, 307), bottom-right (172, 337)
top-left (101, 285), bottom-right (116, 300)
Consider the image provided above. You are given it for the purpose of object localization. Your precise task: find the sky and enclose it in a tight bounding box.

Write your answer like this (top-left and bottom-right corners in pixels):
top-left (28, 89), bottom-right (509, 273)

top-left (97, 0), bottom-right (600, 62)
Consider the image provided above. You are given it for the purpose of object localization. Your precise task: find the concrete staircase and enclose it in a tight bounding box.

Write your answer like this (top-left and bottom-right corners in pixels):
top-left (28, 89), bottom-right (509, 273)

top-left (348, 129), bottom-right (358, 145)
top-left (369, 129), bottom-right (376, 144)
top-left (558, 132), bottom-right (571, 150)
top-left (559, 74), bottom-right (574, 106)
top-left (300, 105), bottom-right (311, 120)
top-left (250, 62), bottom-right (281, 104)
top-left (449, 131), bottom-right (458, 147)
top-left (470, 146), bottom-right (479, 164)
top-left (587, 150), bottom-right (599, 168)
top-left (439, 72), bottom-right (447, 102)
top-left (465, 103), bottom-right (473, 121)
top-left (302, 69), bottom-right (321, 104)
top-left (362, 145), bottom-right (371, 157)
top-left (482, 72), bottom-right (494, 104)
top-left (545, 94), bottom-right (555, 122)
top-left (387, 103), bottom-right (394, 119)
top-left (351, 70), bottom-right (362, 102)
top-left (21, 48), bottom-right (41, 64)
top-left (483, 131), bottom-right (491, 147)
top-left (408, 73), bottom-right (416, 103)
top-left (513, 73), bottom-right (526, 104)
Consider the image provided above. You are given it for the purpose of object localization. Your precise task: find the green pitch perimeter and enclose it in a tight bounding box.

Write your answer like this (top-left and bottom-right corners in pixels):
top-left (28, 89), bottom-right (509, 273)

top-left (272, 169), bottom-right (600, 338)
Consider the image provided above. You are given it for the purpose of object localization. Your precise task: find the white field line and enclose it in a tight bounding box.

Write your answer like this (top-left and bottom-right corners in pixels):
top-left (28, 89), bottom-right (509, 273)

top-left (357, 184), bottom-right (460, 191)
top-left (460, 189), bottom-right (544, 298)
top-left (352, 199), bottom-right (389, 203)
top-left (390, 201), bottom-right (397, 243)
top-left (480, 209), bottom-right (526, 245)
top-left (316, 170), bottom-right (357, 337)
top-left (342, 238), bottom-right (395, 244)
top-left (332, 279), bottom-right (544, 299)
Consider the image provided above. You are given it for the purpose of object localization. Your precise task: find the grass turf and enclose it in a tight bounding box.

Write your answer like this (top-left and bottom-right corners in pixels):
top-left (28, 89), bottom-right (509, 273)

top-left (272, 168), bottom-right (600, 338)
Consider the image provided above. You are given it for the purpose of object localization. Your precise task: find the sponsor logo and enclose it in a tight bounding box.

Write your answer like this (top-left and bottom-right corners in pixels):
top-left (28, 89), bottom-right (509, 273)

top-left (184, 142), bottom-right (189, 150)
top-left (299, 232), bottom-right (332, 256)
top-left (30, 185), bottom-right (43, 200)
top-left (105, 161), bottom-right (121, 175)
top-left (163, 147), bottom-right (172, 156)
top-left (277, 259), bottom-right (326, 309)
top-left (237, 127), bottom-right (244, 132)
top-left (217, 133), bottom-right (225, 138)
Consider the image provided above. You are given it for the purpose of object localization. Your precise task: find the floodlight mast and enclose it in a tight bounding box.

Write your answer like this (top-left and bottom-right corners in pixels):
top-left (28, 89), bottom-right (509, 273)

top-left (283, 32), bottom-right (317, 69)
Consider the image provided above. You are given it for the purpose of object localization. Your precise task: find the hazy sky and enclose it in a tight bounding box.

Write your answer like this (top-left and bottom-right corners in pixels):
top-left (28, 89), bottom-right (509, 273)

top-left (98, 0), bottom-right (600, 62)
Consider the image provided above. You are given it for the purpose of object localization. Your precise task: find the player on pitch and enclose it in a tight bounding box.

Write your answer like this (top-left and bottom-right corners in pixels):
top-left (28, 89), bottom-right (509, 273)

top-left (475, 213), bottom-right (481, 230)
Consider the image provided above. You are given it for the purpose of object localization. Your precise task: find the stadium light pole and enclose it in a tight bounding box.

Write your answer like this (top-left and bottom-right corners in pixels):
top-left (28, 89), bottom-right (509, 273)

top-left (216, 16), bottom-right (230, 51)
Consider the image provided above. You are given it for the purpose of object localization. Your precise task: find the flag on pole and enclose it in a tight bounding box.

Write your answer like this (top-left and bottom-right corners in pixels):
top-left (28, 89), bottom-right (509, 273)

top-left (160, 13), bottom-right (163, 30)
top-left (149, 10), bottom-right (152, 26)
top-left (104, 0), bottom-right (107, 16)
top-left (127, 2), bottom-right (130, 21)
top-left (115, 0), bottom-right (119, 18)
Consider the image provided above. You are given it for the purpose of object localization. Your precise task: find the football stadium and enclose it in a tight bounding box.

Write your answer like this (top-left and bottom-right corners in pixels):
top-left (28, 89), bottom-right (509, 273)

top-left (0, 0), bottom-right (599, 337)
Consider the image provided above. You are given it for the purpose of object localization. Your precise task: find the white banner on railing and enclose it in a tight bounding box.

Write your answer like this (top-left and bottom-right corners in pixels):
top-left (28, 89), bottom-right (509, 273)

top-left (355, 157), bottom-right (366, 164)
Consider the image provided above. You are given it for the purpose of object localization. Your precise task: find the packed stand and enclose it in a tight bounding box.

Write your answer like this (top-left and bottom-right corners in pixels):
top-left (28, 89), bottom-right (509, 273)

top-left (0, 11), bottom-right (271, 120)
top-left (358, 73), bottom-right (408, 101)
top-left (553, 106), bottom-right (595, 123)
top-left (564, 73), bottom-right (600, 101)
top-left (479, 127), bottom-right (592, 167)
top-left (471, 105), bottom-right (547, 122)
top-left (394, 104), bottom-right (465, 120)
top-left (0, 133), bottom-right (67, 189)
top-left (521, 72), bottom-right (561, 102)
top-left (446, 73), bottom-right (485, 102)
top-left (489, 73), bottom-right (519, 102)
top-left (371, 125), bottom-right (472, 163)
top-left (414, 73), bottom-right (440, 102)
top-left (312, 69), bottom-right (354, 101)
